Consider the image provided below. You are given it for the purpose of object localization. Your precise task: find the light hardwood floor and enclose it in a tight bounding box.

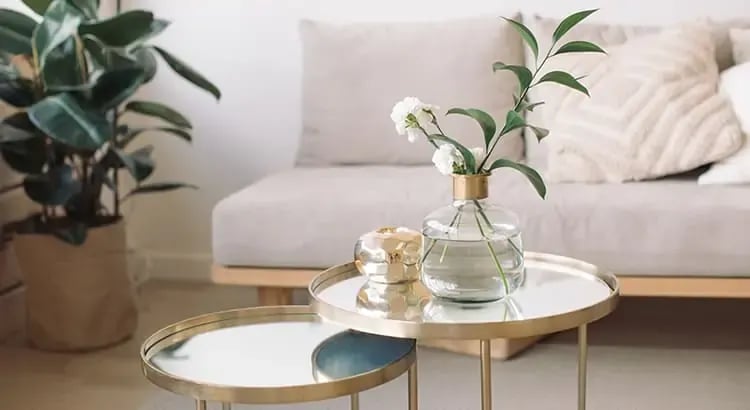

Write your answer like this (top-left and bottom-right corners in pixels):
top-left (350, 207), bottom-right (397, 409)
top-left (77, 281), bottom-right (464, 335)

top-left (2, 281), bottom-right (749, 410)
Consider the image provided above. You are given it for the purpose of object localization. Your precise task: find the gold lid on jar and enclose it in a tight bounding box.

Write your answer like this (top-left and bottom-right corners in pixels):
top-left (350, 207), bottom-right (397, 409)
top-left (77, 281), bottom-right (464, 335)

top-left (452, 174), bottom-right (489, 200)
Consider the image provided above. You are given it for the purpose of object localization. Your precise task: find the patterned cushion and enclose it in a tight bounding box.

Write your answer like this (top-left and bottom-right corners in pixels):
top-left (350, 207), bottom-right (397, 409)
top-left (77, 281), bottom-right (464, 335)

top-left (523, 16), bottom-right (750, 170)
top-left (542, 25), bottom-right (742, 183)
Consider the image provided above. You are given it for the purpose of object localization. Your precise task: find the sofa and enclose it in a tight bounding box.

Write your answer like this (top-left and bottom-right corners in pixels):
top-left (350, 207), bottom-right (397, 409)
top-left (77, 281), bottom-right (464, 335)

top-left (212, 15), bottom-right (750, 325)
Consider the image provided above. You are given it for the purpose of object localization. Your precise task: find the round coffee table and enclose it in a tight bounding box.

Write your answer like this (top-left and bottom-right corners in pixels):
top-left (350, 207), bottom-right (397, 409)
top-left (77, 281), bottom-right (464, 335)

top-left (141, 305), bottom-right (417, 409)
top-left (310, 252), bottom-right (619, 410)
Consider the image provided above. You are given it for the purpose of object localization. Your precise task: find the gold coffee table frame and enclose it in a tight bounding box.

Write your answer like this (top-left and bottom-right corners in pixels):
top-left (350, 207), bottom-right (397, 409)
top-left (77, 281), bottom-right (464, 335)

top-left (141, 305), bottom-right (417, 410)
top-left (310, 252), bottom-right (620, 410)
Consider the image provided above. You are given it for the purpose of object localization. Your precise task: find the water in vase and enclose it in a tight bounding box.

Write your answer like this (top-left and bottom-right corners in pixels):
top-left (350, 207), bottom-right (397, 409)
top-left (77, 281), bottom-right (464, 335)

top-left (421, 200), bottom-right (525, 302)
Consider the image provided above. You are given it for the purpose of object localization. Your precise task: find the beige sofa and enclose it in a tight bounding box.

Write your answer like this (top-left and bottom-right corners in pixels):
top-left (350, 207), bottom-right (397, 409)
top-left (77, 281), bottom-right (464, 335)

top-left (211, 15), bottom-right (750, 355)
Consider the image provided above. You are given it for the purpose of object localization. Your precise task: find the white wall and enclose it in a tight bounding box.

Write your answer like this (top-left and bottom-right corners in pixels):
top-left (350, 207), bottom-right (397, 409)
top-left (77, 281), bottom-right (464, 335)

top-left (6, 0), bottom-right (749, 280)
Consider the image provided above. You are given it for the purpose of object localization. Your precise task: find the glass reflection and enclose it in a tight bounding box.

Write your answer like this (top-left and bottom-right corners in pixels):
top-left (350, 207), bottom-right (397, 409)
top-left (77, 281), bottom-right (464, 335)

top-left (311, 330), bottom-right (414, 382)
top-left (355, 280), bottom-right (431, 321)
top-left (422, 296), bottom-right (523, 323)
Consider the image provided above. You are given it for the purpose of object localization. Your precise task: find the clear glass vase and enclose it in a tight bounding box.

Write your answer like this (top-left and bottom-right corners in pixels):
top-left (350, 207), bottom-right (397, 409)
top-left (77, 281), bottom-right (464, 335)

top-left (421, 174), bottom-right (525, 302)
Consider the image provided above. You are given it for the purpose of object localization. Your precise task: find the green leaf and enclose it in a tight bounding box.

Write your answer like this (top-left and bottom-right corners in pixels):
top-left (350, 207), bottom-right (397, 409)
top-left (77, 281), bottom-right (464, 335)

top-left (118, 126), bottom-right (191, 148)
top-left (553, 9), bottom-right (598, 42)
top-left (529, 125), bottom-right (550, 141)
top-left (492, 62), bottom-right (533, 90)
top-left (89, 67), bottom-right (145, 109)
top-left (78, 10), bottom-right (155, 47)
top-left (525, 101), bottom-right (545, 112)
top-left (23, 164), bottom-right (81, 205)
top-left (32, 0), bottom-right (85, 71)
top-left (537, 71), bottom-right (589, 96)
top-left (124, 182), bottom-right (197, 199)
top-left (428, 134), bottom-right (477, 174)
top-left (52, 221), bottom-right (87, 245)
top-left (22, 0), bottom-right (52, 15)
top-left (128, 18), bottom-right (169, 48)
top-left (27, 93), bottom-right (111, 150)
top-left (82, 34), bottom-right (135, 70)
top-left (113, 145), bottom-right (154, 182)
top-left (0, 137), bottom-right (46, 173)
top-left (554, 40), bottom-right (606, 55)
top-left (488, 159), bottom-right (546, 199)
top-left (133, 47), bottom-right (157, 82)
top-left (152, 46), bottom-right (221, 100)
top-left (0, 77), bottom-right (34, 107)
top-left (0, 9), bottom-right (38, 39)
top-left (500, 110), bottom-right (526, 135)
top-left (502, 17), bottom-right (538, 59)
top-left (40, 36), bottom-right (83, 90)
top-left (0, 112), bottom-right (37, 142)
top-left (0, 25), bottom-right (33, 55)
top-left (69, 0), bottom-right (98, 20)
top-left (446, 108), bottom-right (497, 149)
top-left (125, 100), bottom-right (192, 129)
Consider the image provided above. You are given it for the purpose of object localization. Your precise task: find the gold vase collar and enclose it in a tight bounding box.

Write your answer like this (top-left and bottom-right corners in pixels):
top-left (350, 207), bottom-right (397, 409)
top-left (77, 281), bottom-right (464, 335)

top-left (452, 174), bottom-right (489, 200)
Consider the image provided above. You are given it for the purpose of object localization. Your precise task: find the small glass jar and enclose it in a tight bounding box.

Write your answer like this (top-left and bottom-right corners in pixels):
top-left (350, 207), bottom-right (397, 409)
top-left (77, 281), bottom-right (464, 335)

top-left (354, 227), bottom-right (422, 284)
top-left (421, 174), bottom-right (525, 302)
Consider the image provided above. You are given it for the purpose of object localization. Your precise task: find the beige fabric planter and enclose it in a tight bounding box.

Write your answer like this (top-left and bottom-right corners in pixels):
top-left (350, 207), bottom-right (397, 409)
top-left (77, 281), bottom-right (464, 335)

top-left (14, 221), bottom-right (137, 351)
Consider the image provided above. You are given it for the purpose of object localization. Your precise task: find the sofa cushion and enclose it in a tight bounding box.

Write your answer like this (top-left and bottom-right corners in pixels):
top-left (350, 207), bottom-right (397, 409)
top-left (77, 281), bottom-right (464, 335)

top-left (296, 17), bottom-right (525, 166)
top-left (523, 16), bottom-right (750, 171)
top-left (543, 25), bottom-right (743, 183)
top-left (212, 167), bottom-right (750, 277)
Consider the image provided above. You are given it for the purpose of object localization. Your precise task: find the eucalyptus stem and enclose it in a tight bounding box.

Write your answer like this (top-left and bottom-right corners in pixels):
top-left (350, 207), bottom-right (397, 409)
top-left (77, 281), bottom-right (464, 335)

top-left (473, 208), bottom-right (510, 294)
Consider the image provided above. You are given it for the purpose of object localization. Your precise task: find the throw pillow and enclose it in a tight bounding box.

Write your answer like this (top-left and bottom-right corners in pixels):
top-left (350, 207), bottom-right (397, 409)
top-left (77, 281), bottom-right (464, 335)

top-left (542, 25), bottom-right (743, 183)
top-left (698, 62), bottom-right (750, 184)
top-left (523, 16), bottom-right (750, 170)
top-left (297, 17), bottom-right (525, 166)
top-left (730, 28), bottom-right (750, 64)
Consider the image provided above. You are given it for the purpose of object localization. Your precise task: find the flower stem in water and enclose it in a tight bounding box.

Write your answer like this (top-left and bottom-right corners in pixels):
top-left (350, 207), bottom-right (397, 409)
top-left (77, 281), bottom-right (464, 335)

top-left (473, 208), bottom-right (510, 294)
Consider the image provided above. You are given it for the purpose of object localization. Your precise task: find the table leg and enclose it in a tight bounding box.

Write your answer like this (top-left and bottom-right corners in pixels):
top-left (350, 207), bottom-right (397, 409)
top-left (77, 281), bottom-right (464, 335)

top-left (578, 324), bottom-right (588, 410)
top-left (408, 360), bottom-right (418, 410)
top-left (222, 403), bottom-right (232, 410)
top-left (350, 393), bottom-right (360, 410)
top-left (480, 339), bottom-right (492, 410)
top-left (195, 400), bottom-right (206, 410)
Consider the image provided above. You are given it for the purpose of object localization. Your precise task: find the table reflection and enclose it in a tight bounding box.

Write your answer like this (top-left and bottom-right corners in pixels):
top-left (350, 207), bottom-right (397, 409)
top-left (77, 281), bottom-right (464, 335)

top-left (311, 330), bottom-right (415, 382)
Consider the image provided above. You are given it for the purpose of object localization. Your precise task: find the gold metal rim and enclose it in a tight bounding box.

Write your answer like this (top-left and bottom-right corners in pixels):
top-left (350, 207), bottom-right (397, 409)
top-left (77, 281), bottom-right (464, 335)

top-left (140, 305), bottom-right (416, 404)
top-left (310, 252), bottom-right (620, 340)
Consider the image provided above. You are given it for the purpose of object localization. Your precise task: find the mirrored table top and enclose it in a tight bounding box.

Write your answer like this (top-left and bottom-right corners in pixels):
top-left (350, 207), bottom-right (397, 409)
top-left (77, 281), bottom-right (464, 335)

top-left (311, 252), bottom-right (619, 340)
top-left (140, 306), bottom-right (416, 404)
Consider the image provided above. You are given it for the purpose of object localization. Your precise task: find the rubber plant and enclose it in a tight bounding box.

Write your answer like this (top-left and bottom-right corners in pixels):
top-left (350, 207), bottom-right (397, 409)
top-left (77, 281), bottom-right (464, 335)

top-left (0, 0), bottom-right (220, 244)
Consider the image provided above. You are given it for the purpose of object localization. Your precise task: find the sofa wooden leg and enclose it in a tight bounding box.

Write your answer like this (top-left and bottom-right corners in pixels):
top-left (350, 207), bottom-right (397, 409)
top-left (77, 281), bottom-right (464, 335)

top-left (257, 287), bottom-right (293, 306)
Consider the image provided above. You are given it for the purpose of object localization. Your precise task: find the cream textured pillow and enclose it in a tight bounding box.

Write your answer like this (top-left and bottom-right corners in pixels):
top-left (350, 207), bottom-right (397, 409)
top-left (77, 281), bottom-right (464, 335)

top-left (522, 16), bottom-right (750, 170)
top-left (730, 28), bottom-right (750, 64)
top-left (698, 62), bottom-right (750, 184)
top-left (543, 25), bottom-right (743, 183)
top-left (297, 17), bottom-right (524, 166)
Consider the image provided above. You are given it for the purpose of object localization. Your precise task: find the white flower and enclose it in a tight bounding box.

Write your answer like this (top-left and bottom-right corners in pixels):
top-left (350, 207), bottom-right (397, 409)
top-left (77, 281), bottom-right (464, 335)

top-left (390, 97), bottom-right (437, 143)
top-left (469, 147), bottom-right (485, 164)
top-left (432, 144), bottom-right (461, 175)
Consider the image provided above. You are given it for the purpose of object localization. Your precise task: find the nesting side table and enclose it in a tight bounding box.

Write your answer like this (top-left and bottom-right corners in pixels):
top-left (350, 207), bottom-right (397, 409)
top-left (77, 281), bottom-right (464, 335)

top-left (310, 252), bottom-right (619, 410)
top-left (141, 305), bottom-right (417, 409)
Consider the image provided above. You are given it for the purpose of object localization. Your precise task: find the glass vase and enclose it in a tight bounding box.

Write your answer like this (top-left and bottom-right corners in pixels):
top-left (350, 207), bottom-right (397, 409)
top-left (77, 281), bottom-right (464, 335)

top-left (421, 174), bottom-right (525, 302)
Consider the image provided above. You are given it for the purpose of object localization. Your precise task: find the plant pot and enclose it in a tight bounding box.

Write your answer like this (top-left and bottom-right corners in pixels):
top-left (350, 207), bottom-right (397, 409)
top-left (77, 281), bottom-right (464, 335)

top-left (14, 220), bottom-right (137, 351)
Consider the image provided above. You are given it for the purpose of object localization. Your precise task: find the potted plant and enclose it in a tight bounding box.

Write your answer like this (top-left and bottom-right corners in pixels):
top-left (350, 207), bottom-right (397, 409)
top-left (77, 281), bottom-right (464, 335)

top-left (0, 0), bottom-right (220, 350)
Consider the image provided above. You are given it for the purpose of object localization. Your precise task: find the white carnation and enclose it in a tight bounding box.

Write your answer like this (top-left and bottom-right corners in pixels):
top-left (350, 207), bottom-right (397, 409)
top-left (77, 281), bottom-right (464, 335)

top-left (469, 147), bottom-right (485, 164)
top-left (432, 144), bottom-right (461, 175)
top-left (390, 97), bottom-right (437, 143)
